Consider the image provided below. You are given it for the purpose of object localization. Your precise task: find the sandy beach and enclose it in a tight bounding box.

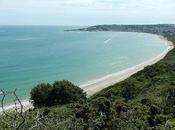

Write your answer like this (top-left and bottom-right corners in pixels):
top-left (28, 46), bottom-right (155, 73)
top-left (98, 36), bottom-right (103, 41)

top-left (80, 36), bottom-right (174, 96)
top-left (1, 36), bottom-right (174, 112)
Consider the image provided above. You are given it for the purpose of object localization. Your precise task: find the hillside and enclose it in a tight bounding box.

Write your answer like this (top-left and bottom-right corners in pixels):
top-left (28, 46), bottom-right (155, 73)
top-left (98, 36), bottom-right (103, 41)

top-left (66, 24), bottom-right (175, 36)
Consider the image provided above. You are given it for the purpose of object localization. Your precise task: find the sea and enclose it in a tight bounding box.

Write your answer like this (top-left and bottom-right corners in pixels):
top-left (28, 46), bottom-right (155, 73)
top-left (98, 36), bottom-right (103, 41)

top-left (0, 26), bottom-right (168, 103)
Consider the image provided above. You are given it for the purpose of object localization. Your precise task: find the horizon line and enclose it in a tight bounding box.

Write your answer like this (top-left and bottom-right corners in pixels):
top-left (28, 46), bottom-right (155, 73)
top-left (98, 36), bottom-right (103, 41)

top-left (0, 23), bottom-right (175, 26)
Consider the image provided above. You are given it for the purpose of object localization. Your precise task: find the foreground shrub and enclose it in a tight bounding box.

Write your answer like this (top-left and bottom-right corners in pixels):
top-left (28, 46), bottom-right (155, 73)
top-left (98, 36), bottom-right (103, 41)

top-left (31, 80), bottom-right (86, 107)
top-left (30, 83), bottom-right (52, 107)
top-left (51, 80), bottom-right (86, 105)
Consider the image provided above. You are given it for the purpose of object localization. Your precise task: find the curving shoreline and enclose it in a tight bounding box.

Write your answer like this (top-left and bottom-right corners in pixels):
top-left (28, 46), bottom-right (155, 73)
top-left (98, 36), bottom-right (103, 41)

top-left (81, 36), bottom-right (174, 96)
top-left (1, 35), bottom-right (174, 112)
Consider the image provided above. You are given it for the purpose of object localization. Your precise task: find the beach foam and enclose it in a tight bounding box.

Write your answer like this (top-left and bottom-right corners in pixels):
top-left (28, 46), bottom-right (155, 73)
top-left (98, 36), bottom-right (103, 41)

top-left (0, 100), bottom-right (32, 112)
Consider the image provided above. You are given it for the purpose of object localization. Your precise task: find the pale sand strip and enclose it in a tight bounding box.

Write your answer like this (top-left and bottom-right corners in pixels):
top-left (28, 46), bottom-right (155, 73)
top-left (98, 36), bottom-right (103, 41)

top-left (0, 99), bottom-right (33, 112)
top-left (0, 36), bottom-right (174, 112)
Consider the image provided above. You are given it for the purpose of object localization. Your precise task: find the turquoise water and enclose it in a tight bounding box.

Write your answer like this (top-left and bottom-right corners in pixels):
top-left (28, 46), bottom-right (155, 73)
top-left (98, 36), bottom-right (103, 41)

top-left (0, 26), bottom-right (168, 100)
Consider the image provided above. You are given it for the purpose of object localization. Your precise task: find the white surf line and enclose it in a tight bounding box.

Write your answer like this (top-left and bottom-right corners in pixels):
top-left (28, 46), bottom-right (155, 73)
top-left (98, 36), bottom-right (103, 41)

top-left (0, 100), bottom-right (32, 113)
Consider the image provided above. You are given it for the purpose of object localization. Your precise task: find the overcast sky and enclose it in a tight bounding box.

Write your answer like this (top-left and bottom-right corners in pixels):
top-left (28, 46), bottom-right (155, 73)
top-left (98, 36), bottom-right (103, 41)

top-left (0, 0), bottom-right (175, 25)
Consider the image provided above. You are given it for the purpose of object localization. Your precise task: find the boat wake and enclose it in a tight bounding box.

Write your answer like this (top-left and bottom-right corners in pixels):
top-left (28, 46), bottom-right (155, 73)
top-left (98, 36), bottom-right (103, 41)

top-left (104, 38), bottom-right (112, 44)
top-left (16, 37), bottom-right (35, 41)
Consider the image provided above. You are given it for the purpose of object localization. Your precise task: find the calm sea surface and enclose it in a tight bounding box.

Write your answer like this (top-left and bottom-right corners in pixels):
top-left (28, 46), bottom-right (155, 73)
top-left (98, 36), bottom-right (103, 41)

top-left (0, 26), bottom-right (168, 101)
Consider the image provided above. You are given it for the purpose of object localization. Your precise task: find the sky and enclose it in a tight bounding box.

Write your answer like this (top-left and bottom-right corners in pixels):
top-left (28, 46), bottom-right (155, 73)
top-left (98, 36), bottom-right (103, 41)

top-left (0, 0), bottom-right (175, 25)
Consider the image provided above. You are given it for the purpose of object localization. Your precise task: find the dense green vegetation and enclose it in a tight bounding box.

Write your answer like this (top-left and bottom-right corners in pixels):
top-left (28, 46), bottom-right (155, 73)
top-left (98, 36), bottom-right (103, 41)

top-left (0, 25), bottom-right (175, 130)
top-left (85, 36), bottom-right (175, 129)
top-left (31, 80), bottom-right (86, 107)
